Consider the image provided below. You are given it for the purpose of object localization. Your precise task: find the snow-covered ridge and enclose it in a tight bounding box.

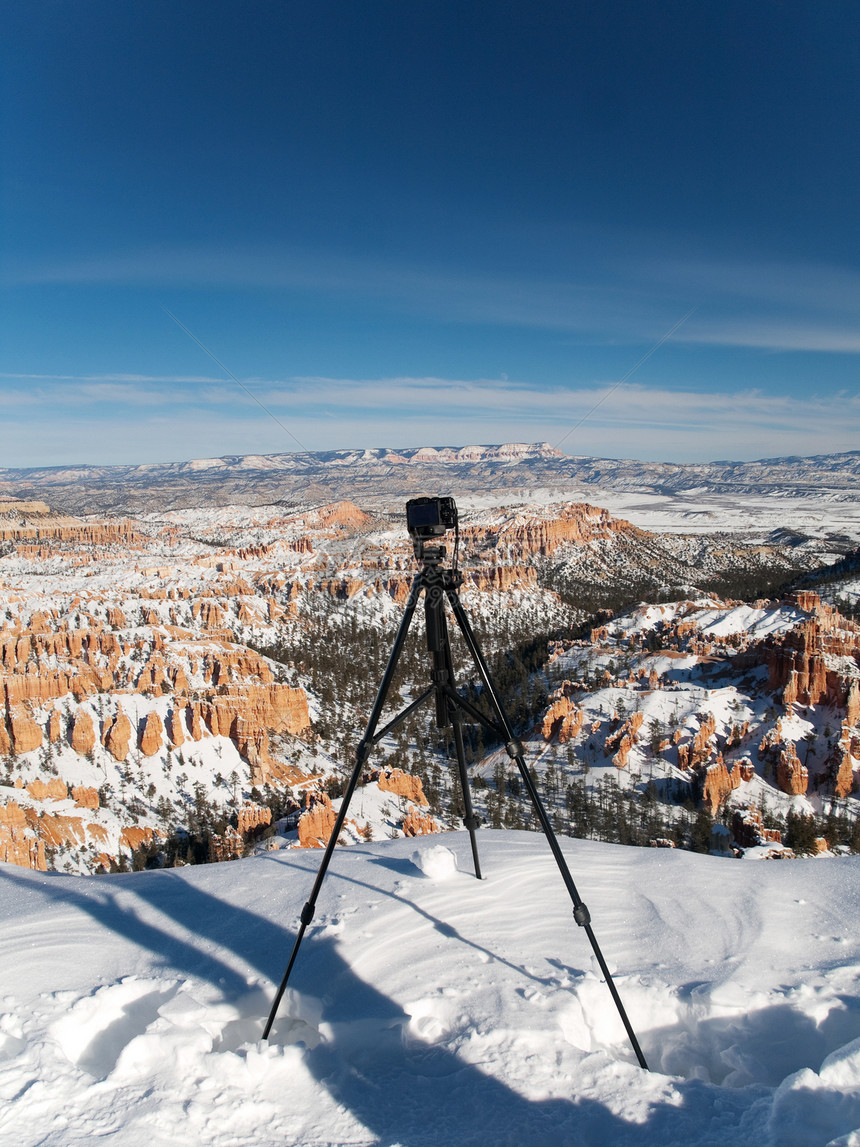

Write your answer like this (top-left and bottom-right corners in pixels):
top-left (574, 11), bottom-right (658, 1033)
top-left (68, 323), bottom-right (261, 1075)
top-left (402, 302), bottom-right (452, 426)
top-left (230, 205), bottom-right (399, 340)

top-left (2, 443), bottom-right (858, 522)
top-left (2, 441), bottom-right (563, 481)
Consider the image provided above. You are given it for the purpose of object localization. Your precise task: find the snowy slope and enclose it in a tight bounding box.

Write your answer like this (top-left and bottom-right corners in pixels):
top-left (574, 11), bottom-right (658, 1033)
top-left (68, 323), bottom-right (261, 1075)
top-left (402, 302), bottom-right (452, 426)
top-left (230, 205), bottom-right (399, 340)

top-left (2, 833), bottom-right (860, 1146)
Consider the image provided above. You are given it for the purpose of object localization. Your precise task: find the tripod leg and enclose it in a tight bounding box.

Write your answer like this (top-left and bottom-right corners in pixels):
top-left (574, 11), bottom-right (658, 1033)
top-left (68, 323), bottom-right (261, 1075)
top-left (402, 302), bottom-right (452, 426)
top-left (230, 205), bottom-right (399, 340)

top-left (263, 574), bottom-right (423, 1040)
top-left (449, 708), bottom-right (483, 880)
top-left (445, 588), bottom-right (649, 1071)
top-left (424, 575), bottom-right (483, 878)
top-left (441, 616), bottom-right (482, 879)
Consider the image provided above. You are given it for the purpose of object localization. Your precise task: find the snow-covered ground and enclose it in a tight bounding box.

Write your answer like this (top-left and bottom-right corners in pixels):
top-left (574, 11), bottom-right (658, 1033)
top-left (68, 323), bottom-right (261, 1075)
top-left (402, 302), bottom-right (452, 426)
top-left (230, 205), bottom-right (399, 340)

top-left (583, 491), bottom-right (860, 543)
top-left (448, 487), bottom-right (860, 545)
top-left (3, 832), bottom-right (860, 1146)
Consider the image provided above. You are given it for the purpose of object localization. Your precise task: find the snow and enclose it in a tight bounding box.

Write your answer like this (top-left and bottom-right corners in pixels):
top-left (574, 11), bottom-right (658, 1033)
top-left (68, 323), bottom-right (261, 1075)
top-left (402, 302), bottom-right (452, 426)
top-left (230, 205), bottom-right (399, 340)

top-left (409, 843), bottom-right (459, 880)
top-left (695, 604), bottom-right (805, 639)
top-left (3, 832), bottom-right (860, 1146)
top-left (450, 486), bottom-right (860, 545)
top-left (614, 600), bottom-right (806, 641)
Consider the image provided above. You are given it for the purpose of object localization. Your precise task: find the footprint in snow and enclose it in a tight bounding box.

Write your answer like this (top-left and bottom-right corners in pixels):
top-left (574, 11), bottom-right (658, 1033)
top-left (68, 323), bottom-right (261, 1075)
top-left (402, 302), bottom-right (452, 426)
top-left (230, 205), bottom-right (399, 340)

top-left (50, 977), bottom-right (179, 1079)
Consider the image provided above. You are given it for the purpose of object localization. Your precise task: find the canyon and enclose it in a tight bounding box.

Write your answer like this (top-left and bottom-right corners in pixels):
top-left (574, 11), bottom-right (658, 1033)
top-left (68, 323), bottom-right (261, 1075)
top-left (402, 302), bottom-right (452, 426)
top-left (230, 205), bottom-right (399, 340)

top-left (1, 446), bottom-right (858, 873)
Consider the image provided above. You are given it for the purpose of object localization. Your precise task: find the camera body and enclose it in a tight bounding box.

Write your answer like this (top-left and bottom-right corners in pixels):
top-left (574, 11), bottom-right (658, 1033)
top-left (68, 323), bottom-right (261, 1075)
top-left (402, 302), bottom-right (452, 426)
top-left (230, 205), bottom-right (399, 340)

top-left (406, 496), bottom-right (458, 539)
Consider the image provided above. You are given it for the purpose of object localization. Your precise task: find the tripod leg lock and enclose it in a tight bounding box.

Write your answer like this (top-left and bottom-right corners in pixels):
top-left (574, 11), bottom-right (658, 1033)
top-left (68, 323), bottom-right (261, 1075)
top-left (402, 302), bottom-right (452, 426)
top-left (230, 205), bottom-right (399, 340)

top-left (505, 738), bottom-right (525, 759)
top-left (573, 902), bottom-right (591, 927)
top-left (300, 902), bottom-right (315, 927)
top-left (463, 814), bottom-right (481, 831)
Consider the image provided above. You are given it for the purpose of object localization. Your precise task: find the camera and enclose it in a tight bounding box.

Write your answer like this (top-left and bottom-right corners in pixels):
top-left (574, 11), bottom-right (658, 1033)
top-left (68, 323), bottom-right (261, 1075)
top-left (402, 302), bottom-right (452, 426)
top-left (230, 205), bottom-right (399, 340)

top-left (405, 496), bottom-right (458, 539)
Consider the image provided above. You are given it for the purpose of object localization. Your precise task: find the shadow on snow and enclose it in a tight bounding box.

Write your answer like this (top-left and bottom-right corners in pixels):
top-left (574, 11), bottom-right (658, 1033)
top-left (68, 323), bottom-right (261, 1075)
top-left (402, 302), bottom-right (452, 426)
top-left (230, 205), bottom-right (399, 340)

top-left (2, 860), bottom-right (779, 1146)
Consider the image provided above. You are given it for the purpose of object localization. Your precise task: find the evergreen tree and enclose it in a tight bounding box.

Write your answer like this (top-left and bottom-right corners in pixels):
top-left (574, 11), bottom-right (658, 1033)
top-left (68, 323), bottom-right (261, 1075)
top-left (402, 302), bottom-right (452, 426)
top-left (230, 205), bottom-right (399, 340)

top-left (690, 807), bottom-right (714, 853)
top-left (785, 811), bottom-right (820, 856)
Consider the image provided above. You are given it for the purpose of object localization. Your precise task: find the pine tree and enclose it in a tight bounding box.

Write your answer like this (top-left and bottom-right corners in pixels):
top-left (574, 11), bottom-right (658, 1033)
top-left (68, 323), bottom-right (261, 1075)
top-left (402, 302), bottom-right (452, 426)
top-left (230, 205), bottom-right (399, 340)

top-left (690, 807), bottom-right (714, 853)
top-left (785, 811), bottom-right (820, 856)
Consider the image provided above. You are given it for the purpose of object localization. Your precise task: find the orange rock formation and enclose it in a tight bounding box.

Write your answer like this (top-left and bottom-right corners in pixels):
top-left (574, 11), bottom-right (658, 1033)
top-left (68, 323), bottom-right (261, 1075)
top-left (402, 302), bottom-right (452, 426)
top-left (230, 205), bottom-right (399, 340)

top-left (605, 711), bottom-right (645, 769)
top-left (0, 801), bottom-right (46, 870)
top-left (677, 713), bottom-right (717, 771)
top-left (375, 768), bottom-right (429, 805)
top-left (71, 711), bottom-right (96, 755)
top-left (26, 778), bottom-right (68, 801)
top-left (732, 804), bottom-right (783, 849)
top-left (766, 594), bottom-right (860, 713)
top-left (104, 709), bottom-right (133, 761)
top-left (8, 705), bottom-right (41, 753)
top-left (541, 684), bottom-right (585, 744)
top-left (165, 708), bottom-right (186, 747)
top-left (140, 711), bottom-right (164, 756)
top-left (72, 786), bottom-right (99, 809)
top-left (702, 756), bottom-right (752, 813)
top-left (297, 792), bottom-right (337, 848)
top-left (47, 709), bottom-right (63, 743)
top-left (462, 503), bottom-right (637, 559)
top-left (777, 741), bottom-right (809, 796)
top-left (237, 803), bottom-right (272, 834)
top-left (402, 809), bottom-right (440, 836)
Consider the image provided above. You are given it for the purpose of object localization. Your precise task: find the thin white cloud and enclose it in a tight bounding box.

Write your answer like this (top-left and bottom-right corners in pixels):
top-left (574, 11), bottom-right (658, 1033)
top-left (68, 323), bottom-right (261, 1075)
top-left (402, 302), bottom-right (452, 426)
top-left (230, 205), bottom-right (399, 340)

top-left (2, 375), bottom-right (857, 468)
top-left (5, 241), bottom-right (860, 353)
top-left (674, 321), bottom-right (860, 353)
top-left (641, 255), bottom-right (860, 316)
top-left (0, 371), bottom-right (222, 383)
top-left (3, 369), bottom-right (858, 424)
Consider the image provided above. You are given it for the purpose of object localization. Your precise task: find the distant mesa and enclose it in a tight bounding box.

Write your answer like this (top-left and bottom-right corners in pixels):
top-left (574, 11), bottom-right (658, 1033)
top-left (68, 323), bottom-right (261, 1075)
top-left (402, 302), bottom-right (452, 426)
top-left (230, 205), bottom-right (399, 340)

top-left (0, 497), bottom-right (52, 515)
top-left (1, 442), bottom-right (858, 516)
top-left (181, 458), bottom-right (228, 472)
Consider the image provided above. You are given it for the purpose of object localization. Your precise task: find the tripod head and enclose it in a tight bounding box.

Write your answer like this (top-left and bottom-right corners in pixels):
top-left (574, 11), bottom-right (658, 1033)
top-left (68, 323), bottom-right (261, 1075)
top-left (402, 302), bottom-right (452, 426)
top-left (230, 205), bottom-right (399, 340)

top-left (406, 496), bottom-right (459, 570)
top-left (412, 539), bottom-right (447, 565)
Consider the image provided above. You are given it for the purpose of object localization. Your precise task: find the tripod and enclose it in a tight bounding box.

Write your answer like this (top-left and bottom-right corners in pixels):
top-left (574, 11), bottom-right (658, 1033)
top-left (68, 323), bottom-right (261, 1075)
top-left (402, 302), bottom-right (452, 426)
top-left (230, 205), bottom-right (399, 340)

top-left (263, 540), bottom-right (648, 1071)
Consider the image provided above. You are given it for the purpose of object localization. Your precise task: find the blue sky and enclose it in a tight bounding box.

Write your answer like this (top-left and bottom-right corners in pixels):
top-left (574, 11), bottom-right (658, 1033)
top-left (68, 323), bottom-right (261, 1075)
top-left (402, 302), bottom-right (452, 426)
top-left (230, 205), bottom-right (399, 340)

top-left (2, 0), bottom-right (858, 468)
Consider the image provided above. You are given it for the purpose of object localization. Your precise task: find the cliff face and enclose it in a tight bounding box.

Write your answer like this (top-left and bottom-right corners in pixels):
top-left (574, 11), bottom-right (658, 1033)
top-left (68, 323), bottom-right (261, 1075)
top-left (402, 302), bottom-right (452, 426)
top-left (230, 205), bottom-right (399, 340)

top-left (0, 520), bottom-right (143, 545)
top-left (0, 610), bottom-right (311, 775)
top-left (828, 722), bottom-right (859, 798)
top-left (297, 792), bottom-right (338, 848)
top-left (702, 757), bottom-right (755, 814)
top-left (765, 594), bottom-right (860, 711)
top-left (732, 804), bottom-right (783, 849)
top-left (0, 801), bottom-right (46, 870)
top-left (462, 503), bottom-right (637, 560)
top-left (301, 500), bottom-right (372, 533)
top-left (237, 803), bottom-right (272, 835)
